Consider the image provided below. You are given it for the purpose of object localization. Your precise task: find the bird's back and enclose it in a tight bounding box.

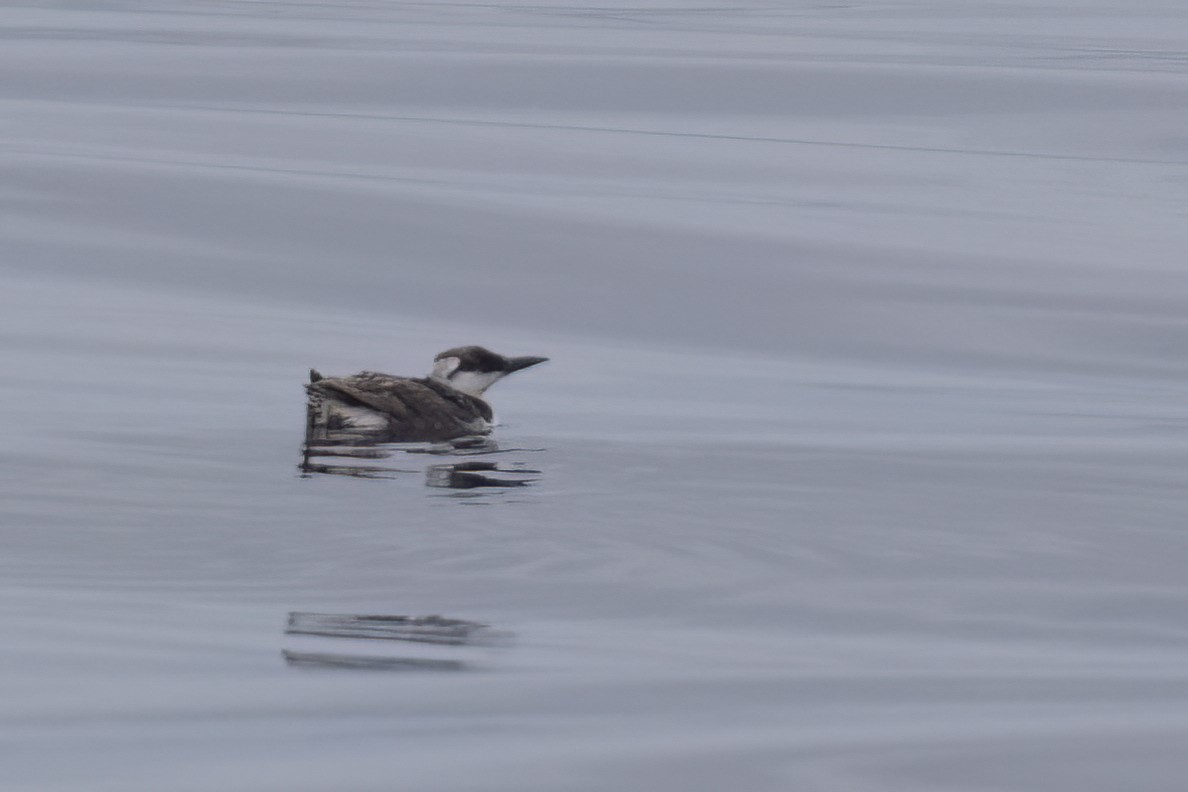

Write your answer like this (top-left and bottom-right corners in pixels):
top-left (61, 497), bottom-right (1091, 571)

top-left (306, 371), bottom-right (493, 443)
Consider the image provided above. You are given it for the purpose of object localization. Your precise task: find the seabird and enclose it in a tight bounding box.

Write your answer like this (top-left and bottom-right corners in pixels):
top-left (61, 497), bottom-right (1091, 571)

top-left (306, 345), bottom-right (548, 443)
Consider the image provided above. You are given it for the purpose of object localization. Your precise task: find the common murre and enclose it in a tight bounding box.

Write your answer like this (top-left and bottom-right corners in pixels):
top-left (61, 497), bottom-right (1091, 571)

top-left (305, 346), bottom-right (548, 443)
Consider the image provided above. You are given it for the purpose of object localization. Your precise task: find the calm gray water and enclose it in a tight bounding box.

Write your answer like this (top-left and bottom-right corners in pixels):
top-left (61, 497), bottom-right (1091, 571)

top-left (3, 2), bottom-right (1188, 790)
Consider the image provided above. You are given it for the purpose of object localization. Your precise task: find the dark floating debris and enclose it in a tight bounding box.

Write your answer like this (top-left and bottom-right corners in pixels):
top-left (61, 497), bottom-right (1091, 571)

top-left (282, 650), bottom-right (466, 672)
top-left (286, 611), bottom-right (510, 646)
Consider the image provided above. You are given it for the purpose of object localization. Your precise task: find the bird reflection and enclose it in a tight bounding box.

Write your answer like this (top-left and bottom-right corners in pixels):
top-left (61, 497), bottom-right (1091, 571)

top-left (281, 612), bottom-right (510, 673)
top-left (425, 461), bottom-right (539, 489)
top-left (283, 650), bottom-right (466, 672)
top-left (300, 427), bottom-right (542, 488)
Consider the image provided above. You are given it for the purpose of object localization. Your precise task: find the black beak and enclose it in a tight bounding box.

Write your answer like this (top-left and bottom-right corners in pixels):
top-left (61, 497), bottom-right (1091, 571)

top-left (503, 355), bottom-right (549, 374)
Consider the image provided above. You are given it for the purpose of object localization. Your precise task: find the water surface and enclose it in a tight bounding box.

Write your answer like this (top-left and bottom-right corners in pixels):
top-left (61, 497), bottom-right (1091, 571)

top-left (2, 2), bottom-right (1188, 790)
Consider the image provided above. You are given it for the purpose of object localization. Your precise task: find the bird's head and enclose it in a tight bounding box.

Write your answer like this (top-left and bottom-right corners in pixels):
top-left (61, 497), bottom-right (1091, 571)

top-left (430, 345), bottom-right (548, 397)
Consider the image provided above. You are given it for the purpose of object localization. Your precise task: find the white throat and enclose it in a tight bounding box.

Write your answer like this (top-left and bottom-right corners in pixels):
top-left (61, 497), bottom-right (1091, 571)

top-left (430, 357), bottom-right (503, 397)
top-left (444, 369), bottom-right (504, 397)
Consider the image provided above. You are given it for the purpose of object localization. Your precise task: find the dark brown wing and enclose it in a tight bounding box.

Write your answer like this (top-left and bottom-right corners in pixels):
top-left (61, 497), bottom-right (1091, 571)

top-left (417, 378), bottom-right (494, 422)
top-left (308, 372), bottom-right (418, 419)
top-left (306, 372), bottom-right (493, 441)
